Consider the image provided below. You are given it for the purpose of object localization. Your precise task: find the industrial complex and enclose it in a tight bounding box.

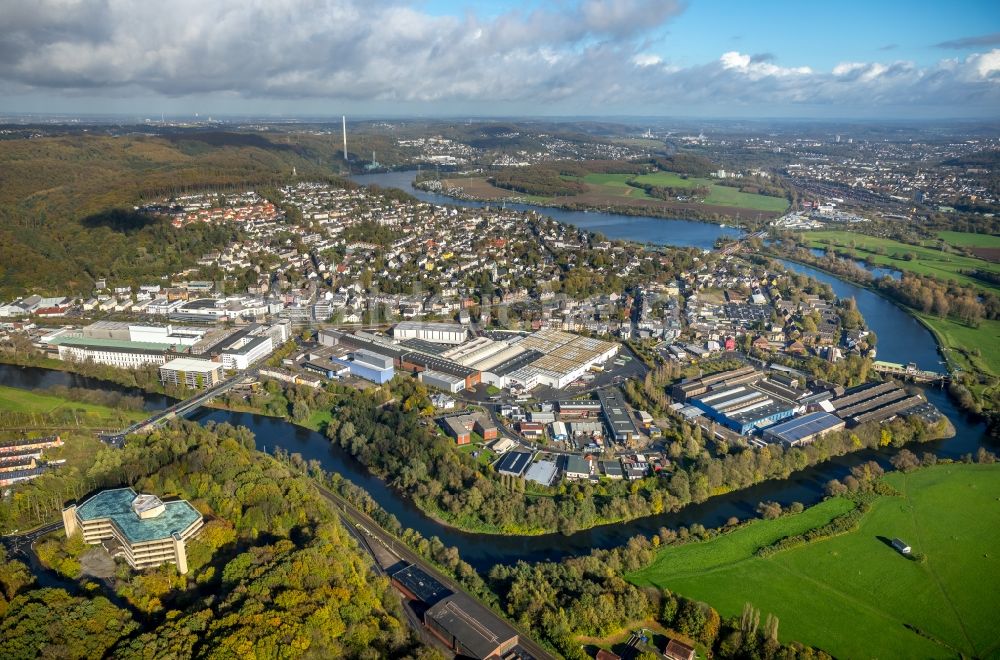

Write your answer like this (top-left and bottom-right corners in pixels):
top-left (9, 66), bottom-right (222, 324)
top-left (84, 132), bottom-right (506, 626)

top-left (315, 325), bottom-right (621, 392)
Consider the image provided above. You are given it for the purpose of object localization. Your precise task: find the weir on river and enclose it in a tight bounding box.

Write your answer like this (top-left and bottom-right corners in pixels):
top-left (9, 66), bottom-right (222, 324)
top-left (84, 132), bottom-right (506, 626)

top-left (1, 175), bottom-right (993, 569)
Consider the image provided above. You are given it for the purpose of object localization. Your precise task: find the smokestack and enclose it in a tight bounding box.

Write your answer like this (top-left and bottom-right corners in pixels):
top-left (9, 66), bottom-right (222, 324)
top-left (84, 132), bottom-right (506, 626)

top-left (342, 116), bottom-right (348, 161)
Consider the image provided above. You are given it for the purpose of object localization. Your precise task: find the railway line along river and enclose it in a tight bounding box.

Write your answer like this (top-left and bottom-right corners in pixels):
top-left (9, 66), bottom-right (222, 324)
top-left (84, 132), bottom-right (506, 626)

top-left (1, 174), bottom-right (993, 569)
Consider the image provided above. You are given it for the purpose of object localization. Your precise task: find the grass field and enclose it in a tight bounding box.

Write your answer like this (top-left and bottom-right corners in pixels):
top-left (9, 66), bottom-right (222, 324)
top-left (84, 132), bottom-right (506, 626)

top-left (632, 171), bottom-right (789, 212)
top-left (446, 170), bottom-right (788, 216)
top-left (803, 230), bottom-right (1000, 293)
top-left (0, 385), bottom-right (145, 427)
top-left (628, 464), bottom-right (1000, 659)
top-left (918, 314), bottom-right (1000, 377)
top-left (936, 231), bottom-right (1000, 248)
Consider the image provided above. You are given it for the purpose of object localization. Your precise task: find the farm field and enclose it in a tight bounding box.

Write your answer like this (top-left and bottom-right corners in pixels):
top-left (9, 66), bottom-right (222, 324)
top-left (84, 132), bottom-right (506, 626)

top-left (803, 230), bottom-right (1000, 293)
top-left (935, 231), bottom-right (1000, 249)
top-left (936, 230), bottom-right (1000, 263)
top-left (628, 464), bottom-right (1000, 659)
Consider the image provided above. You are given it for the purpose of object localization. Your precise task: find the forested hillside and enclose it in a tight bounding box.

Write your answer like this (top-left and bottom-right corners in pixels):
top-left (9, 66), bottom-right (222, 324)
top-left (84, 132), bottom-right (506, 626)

top-left (0, 131), bottom-right (347, 296)
top-left (0, 421), bottom-right (426, 659)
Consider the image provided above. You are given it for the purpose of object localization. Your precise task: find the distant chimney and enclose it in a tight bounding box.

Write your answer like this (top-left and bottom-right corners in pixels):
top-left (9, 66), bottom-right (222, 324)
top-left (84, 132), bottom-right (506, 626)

top-left (342, 116), bottom-right (348, 161)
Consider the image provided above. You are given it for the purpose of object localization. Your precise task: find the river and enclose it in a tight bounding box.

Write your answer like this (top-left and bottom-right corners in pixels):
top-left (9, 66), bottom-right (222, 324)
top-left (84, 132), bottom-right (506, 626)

top-left (352, 170), bottom-right (743, 251)
top-left (0, 184), bottom-right (993, 569)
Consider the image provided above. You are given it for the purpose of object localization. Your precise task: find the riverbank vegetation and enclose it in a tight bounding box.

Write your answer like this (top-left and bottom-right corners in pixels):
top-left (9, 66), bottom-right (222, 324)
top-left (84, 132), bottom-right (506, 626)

top-left (765, 236), bottom-right (1000, 425)
top-left (244, 373), bottom-right (949, 537)
top-left (483, 467), bottom-right (911, 660)
top-left (801, 229), bottom-right (1000, 293)
top-left (628, 460), bottom-right (1000, 659)
top-left (0, 421), bottom-right (427, 659)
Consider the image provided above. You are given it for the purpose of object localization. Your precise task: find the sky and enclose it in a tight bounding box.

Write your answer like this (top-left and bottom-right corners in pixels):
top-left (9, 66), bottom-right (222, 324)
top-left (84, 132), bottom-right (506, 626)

top-left (1, 0), bottom-right (999, 119)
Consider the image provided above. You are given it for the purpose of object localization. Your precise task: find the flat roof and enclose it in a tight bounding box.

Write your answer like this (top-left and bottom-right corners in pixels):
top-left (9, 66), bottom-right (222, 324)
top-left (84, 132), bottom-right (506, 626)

top-left (400, 337), bottom-right (453, 356)
top-left (403, 352), bottom-right (475, 378)
top-left (564, 454), bottom-right (591, 474)
top-left (494, 451), bottom-right (533, 476)
top-left (394, 321), bottom-right (465, 332)
top-left (75, 488), bottom-right (201, 544)
top-left (763, 412), bottom-right (844, 444)
top-left (51, 336), bottom-right (176, 353)
top-left (488, 349), bottom-right (544, 377)
top-left (391, 564), bottom-right (451, 606)
top-left (425, 594), bottom-right (518, 659)
top-left (726, 399), bottom-right (794, 425)
top-left (524, 460), bottom-right (558, 486)
top-left (161, 357), bottom-right (222, 373)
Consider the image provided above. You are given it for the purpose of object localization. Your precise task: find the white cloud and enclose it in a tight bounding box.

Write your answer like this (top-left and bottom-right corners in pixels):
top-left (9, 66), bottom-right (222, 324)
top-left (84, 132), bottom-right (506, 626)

top-left (0, 1), bottom-right (997, 115)
top-left (720, 51), bottom-right (811, 79)
top-left (970, 49), bottom-right (1000, 77)
top-left (632, 54), bottom-right (663, 67)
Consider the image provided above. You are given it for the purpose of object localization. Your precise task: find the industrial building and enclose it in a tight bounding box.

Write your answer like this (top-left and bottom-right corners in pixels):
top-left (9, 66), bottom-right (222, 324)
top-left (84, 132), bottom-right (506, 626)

top-left (390, 564), bottom-right (452, 605)
top-left (389, 561), bottom-right (518, 660)
top-left (690, 384), bottom-right (796, 435)
top-left (50, 337), bottom-right (177, 368)
top-left (759, 411), bottom-right (845, 447)
top-left (418, 369), bottom-right (466, 393)
top-left (564, 454), bottom-right (592, 480)
top-left (159, 357), bottom-right (226, 389)
top-left (62, 488), bottom-right (203, 574)
top-left (827, 382), bottom-right (930, 426)
top-left (598, 388), bottom-right (640, 444)
top-left (216, 332), bottom-right (273, 371)
top-left (671, 365), bottom-right (759, 402)
top-left (392, 321), bottom-right (467, 345)
top-left (441, 413), bottom-right (497, 445)
top-left (494, 450), bottom-right (533, 478)
top-left (424, 593), bottom-right (519, 659)
top-left (524, 459), bottom-right (558, 486)
top-left (506, 329), bottom-right (619, 389)
top-left (557, 399), bottom-right (602, 417)
top-left (331, 349), bottom-right (395, 384)
top-left (323, 327), bottom-right (622, 393)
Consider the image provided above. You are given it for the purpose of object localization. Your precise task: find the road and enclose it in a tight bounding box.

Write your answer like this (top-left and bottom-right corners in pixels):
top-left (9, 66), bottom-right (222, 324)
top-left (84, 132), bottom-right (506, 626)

top-left (312, 482), bottom-right (554, 660)
top-left (1, 521), bottom-right (63, 561)
top-left (102, 369), bottom-right (258, 445)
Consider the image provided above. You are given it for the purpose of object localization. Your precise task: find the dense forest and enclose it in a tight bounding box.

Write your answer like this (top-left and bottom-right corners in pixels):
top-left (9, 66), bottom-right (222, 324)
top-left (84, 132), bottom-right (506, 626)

top-left (0, 422), bottom-right (429, 659)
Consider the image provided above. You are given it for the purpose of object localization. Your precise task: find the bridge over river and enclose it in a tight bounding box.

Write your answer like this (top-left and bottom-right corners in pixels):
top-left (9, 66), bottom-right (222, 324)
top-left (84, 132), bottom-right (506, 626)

top-left (100, 369), bottom-right (257, 446)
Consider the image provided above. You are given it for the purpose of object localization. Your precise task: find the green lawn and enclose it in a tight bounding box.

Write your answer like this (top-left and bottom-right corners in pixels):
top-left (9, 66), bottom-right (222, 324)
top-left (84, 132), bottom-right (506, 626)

top-left (803, 230), bottom-right (1000, 293)
top-left (936, 231), bottom-right (1000, 249)
top-left (628, 464), bottom-right (1000, 659)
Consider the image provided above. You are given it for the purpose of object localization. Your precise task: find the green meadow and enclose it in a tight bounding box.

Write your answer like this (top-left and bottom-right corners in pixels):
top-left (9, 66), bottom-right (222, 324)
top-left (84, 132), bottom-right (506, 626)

top-left (803, 230), bottom-right (1000, 293)
top-left (629, 464), bottom-right (1000, 659)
